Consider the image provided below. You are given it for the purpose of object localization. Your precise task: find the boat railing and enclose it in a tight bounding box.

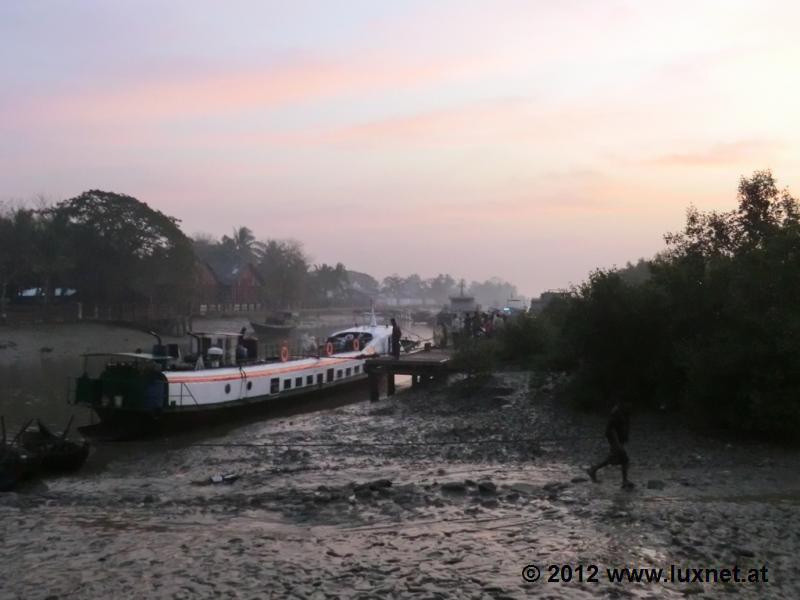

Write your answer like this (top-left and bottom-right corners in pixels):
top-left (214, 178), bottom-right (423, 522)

top-left (260, 341), bottom-right (323, 362)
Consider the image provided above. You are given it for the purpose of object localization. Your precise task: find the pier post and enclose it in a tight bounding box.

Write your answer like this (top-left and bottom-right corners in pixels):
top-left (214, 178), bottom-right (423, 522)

top-left (369, 370), bottom-right (380, 402)
top-left (387, 371), bottom-right (396, 396)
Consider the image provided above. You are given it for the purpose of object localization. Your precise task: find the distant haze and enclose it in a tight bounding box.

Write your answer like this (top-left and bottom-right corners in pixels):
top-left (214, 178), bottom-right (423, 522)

top-left (2, 1), bottom-right (799, 295)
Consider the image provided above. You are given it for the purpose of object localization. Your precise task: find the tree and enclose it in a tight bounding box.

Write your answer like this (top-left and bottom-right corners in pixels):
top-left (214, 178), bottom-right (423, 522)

top-left (427, 274), bottom-right (456, 303)
top-left (468, 277), bottom-right (519, 308)
top-left (381, 274), bottom-right (404, 304)
top-left (507, 171), bottom-right (800, 439)
top-left (664, 170), bottom-right (799, 259)
top-left (0, 205), bottom-right (37, 316)
top-left (308, 263), bottom-right (350, 306)
top-left (222, 226), bottom-right (262, 263)
top-left (30, 208), bottom-right (74, 307)
top-left (50, 190), bottom-right (194, 304)
top-left (401, 274), bottom-right (423, 301)
top-left (256, 239), bottom-right (309, 308)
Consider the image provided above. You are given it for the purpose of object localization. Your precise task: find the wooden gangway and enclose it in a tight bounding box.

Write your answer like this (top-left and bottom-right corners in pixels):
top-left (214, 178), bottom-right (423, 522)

top-left (364, 347), bottom-right (453, 401)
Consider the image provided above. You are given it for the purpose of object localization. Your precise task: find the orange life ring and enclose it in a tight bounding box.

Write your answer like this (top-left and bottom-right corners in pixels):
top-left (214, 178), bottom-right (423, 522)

top-left (352, 338), bottom-right (360, 351)
top-left (325, 341), bottom-right (334, 356)
top-left (280, 344), bottom-right (289, 362)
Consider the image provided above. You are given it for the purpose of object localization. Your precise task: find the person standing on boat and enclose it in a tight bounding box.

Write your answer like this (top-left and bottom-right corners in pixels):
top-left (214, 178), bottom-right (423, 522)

top-left (390, 318), bottom-right (402, 359)
top-left (236, 327), bottom-right (249, 363)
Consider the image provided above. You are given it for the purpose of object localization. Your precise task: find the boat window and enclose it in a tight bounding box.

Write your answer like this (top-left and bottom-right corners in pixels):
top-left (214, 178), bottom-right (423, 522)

top-left (354, 366), bottom-right (360, 374)
top-left (270, 378), bottom-right (279, 393)
top-left (345, 368), bottom-right (352, 377)
top-left (326, 368), bottom-right (334, 383)
top-left (295, 377), bottom-right (303, 387)
top-left (316, 373), bottom-right (323, 385)
top-left (306, 375), bottom-right (313, 385)
top-left (328, 331), bottom-right (373, 352)
top-left (283, 379), bottom-right (291, 390)
top-left (336, 369), bottom-right (343, 379)
top-left (246, 381), bottom-right (252, 391)
top-left (225, 384), bottom-right (231, 394)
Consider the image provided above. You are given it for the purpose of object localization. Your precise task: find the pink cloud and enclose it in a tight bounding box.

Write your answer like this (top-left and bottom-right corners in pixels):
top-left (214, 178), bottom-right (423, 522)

top-left (12, 54), bottom-right (496, 128)
top-left (645, 140), bottom-right (785, 167)
top-left (302, 100), bottom-right (613, 149)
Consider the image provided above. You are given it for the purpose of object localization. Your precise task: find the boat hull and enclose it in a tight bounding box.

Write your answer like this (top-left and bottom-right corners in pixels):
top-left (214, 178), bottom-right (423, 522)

top-left (78, 373), bottom-right (370, 439)
top-left (74, 322), bottom-right (393, 439)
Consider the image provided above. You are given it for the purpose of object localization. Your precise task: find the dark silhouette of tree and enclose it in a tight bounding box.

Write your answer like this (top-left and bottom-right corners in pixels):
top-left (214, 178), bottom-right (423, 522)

top-left (501, 170), bottom-right (800, 440)
top-left (256, 239), bottom-right (309, 308)
top-left (308, 262), bottom-right (350, 306)
top-left (0, 205), bottom-right (37, 316)
top-left (50, 190), bottom-right (194, 304)
top-left (222, 226), bottom-right (262, 263)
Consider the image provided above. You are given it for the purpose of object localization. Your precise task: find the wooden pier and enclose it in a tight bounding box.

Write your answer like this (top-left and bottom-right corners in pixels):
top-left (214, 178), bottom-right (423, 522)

top-left (364, 347), bottom-right (453, 401)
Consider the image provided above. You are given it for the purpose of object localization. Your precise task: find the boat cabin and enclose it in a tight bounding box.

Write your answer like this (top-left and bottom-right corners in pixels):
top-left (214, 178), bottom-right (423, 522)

top-left (326, 330), bottom-right (374, 353)
top-left (449, 295), bottom-right (478, 314)
top-left (187, 331), bottom-right (258, 368)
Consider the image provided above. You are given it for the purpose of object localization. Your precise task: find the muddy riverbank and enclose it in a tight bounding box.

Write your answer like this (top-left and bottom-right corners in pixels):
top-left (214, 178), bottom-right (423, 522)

top-left (1, 371), bottom-right (798, 599)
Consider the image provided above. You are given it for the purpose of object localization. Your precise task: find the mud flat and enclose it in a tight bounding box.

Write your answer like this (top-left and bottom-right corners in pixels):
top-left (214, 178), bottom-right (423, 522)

top-left (1, 372), bottom-right (798, 599)
top-left (0, 322), bottom-right (177, 366)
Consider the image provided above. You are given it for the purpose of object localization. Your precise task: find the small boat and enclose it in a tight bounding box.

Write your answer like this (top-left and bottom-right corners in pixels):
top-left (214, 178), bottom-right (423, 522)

top-left (20, 417), bottom-right (89, 473)
top-left (0, 417), bottom-right (41, 491)
top-left (250, 311), bottom-right (298, 336)
top-left (73, 313), bottom-right (394, 438)
top-left (0, 447), bottom-right (39, 491)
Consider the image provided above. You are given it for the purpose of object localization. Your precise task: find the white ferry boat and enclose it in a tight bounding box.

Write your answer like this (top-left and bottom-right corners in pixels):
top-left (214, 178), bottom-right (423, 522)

top-left (73, 318), bottom-right (393, 437)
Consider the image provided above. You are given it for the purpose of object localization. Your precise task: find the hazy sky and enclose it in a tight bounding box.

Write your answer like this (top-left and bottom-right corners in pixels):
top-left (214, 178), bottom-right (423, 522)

top-left (2, 1), bottom-right (799, 296)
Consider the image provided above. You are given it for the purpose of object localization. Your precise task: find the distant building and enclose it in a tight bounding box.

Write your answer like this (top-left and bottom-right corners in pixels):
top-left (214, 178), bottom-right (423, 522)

top-left (194, 261), bottom-right (220, 304)
top-left (197, 259), bottom-right (263, 305)
top-left (449, 294), bottom-right (477, 313)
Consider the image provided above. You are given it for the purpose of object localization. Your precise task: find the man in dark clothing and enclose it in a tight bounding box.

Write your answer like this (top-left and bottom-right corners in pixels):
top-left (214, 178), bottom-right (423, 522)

top-left (473, 310), bottom-right (482, 337)
top-left (390, 318), bottom-right (402, 359)
top-left (587, 403), bottom-right (634, 489)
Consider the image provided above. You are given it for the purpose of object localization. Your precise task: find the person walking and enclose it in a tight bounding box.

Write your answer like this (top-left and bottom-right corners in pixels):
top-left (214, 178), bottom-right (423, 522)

top-left (587, 403), bottom-right (635, 489)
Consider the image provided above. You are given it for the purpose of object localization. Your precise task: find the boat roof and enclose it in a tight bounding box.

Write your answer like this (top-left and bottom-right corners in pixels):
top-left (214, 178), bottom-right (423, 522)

top-left (189, 331), bottom-right (244, 338)
top-left (82, 352), bottom-right (169, 360)
top-left (330, 324), bottom-right (391, 337)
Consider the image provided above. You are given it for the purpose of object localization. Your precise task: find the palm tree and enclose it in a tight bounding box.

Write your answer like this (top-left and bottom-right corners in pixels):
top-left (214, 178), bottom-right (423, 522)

top-left (224, 226), bottom-right (263, 263)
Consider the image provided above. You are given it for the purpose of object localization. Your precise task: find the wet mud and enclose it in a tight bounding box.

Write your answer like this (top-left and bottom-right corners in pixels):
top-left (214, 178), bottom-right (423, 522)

top-left (1, 372), bottom-right (799, 599)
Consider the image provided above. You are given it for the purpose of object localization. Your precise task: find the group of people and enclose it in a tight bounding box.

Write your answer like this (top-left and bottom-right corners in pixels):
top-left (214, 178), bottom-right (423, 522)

top-left (434, 309), bottom-right (509, 348)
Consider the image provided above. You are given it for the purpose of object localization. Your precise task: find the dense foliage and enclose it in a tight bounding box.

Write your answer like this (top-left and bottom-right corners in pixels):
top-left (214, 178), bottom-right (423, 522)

top-left (1, 191), bottom-right (520, 313)
top-left (0, 191), bottom-right (195, 310)
top-left (500, 171), bottom-right (800, 440)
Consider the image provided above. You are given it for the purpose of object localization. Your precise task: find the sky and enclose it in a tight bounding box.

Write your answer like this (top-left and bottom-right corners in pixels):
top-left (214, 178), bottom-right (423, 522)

top-left (2, 0), bottom-right (799, 296)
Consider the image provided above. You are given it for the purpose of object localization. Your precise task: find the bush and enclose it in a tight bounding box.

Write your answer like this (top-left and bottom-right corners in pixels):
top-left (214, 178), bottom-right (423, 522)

top-left (499, 172), bottom-right (800, 440)
top-left (451, 337), bottom-right (498, 379)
